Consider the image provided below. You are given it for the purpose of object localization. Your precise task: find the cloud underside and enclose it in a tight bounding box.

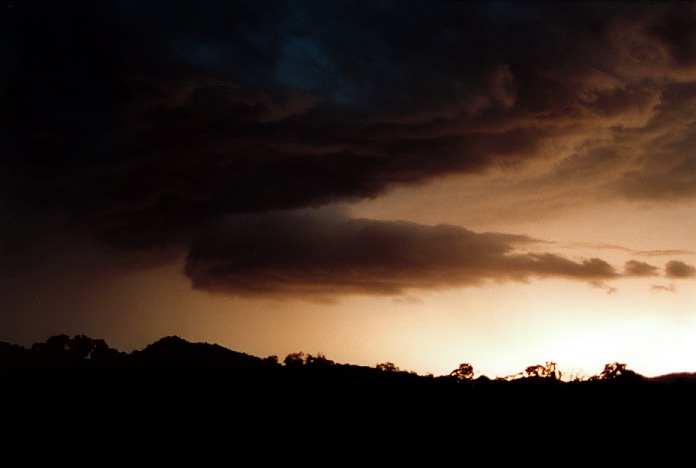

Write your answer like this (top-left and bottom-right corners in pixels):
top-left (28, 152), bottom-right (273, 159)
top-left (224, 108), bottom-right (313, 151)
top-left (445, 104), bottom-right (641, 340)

top-left (3, 2), bottom-right (696, 252)
top-left (181, 209), bottom-right (690, 297)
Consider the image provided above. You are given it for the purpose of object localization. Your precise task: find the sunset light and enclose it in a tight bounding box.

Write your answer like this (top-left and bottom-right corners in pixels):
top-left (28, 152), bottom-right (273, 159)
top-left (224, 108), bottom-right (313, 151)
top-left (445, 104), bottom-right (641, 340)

top-left (2, 0), bottom-right (695, 382)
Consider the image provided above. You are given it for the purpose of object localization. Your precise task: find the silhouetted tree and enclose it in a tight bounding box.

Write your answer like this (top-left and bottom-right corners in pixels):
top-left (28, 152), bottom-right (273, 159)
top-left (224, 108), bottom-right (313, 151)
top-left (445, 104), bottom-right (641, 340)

top-left (449, 363), bottom-right (474, 381)
top-left (0, 341), bottom-right (29, 362)
top-left (31, 334), bottom-right (123, 362)
top-left (524, 361), bottom-right (561, 380)
top-left (31, 334), bottom-right (74, 363)
top-left (264, 355), bottom-right (279, 365)
top-left (284, 352), bottom-right (306, 367)
top-left (591, 362), bottom-right (640, 381)
top-left (376, 362), bottom-right (399, 372)
top-left (88, 338), bottom-right (123, 362)
top-left (305, 353), bottom-right (334, 367)
top-left (71, 334), bottom-right (95, 359)
top-left (32, 334), bottom-right (71, 354)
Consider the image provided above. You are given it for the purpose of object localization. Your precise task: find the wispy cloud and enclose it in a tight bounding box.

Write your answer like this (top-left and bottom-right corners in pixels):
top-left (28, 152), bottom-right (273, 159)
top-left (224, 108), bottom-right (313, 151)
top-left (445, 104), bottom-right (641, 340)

top-left (651, 283), bottom-right (677, 293)
top-left (563, 242), bottom-right (694, 258)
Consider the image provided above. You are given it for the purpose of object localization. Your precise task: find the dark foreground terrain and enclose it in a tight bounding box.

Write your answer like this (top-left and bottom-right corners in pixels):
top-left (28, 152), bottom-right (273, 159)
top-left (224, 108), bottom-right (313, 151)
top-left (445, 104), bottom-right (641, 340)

top-left (2, 335), bottom-right (694, 465)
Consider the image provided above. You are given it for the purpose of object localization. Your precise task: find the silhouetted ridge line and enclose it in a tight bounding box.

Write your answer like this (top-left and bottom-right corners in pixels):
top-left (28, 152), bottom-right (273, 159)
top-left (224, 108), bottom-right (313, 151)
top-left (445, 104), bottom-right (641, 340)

top-left (131, 335), bottom-right (266, 365)
top-left (1, 333), bottom-right (695, 464)
top-left (3, 334), bottom-right (696, 383)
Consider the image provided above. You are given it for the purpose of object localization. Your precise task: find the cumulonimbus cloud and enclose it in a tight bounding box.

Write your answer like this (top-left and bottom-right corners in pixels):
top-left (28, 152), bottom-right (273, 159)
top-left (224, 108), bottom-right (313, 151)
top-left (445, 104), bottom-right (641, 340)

top-left (2, 2), bottom-right (695, 252)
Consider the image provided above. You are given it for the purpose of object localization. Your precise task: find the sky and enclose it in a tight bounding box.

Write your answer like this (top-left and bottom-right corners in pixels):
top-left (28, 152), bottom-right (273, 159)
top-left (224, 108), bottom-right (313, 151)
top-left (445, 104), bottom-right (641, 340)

top-left (1, 1), bottom-right (695, 379)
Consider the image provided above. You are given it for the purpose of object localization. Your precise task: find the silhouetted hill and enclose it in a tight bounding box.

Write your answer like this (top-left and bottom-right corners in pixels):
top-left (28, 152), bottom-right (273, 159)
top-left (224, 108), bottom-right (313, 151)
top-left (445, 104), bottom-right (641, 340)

top-left (128, 335), bottom-right (276, 376)
top-left (647, 371), bottom-right (696, 384)
top-left (1, 334), bottom-right (694, 464)
top-left (132, 335), bottom-right (256, 363)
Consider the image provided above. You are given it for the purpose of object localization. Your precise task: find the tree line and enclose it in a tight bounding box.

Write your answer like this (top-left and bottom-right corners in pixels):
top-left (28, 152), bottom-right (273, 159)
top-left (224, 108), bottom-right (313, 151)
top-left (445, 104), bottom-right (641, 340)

top-left (0, 333), bottom-right (644, 383)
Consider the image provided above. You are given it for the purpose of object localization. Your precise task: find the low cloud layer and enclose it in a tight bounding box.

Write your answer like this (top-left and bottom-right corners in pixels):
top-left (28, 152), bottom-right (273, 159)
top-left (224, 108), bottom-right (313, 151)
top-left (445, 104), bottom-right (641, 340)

top-left (183, 208), bottom-right (695, 298)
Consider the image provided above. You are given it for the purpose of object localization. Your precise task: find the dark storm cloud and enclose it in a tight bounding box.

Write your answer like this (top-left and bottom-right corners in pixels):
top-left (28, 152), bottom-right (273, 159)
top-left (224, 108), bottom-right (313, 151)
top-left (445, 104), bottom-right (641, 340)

top-left (665, 260), bottom-right (696, 279)
top-left (184, 208), bottom-right (618, 297)
top-left (1, 1), bottom-right (694, 285)
top-left (615, 82), bottom-right (696, 201)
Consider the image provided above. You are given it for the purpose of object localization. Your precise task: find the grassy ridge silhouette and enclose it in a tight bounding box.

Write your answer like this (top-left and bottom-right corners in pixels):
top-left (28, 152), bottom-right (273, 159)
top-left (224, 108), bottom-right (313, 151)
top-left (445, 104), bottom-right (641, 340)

top-left (1, 334), bottom-right (693, 464)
